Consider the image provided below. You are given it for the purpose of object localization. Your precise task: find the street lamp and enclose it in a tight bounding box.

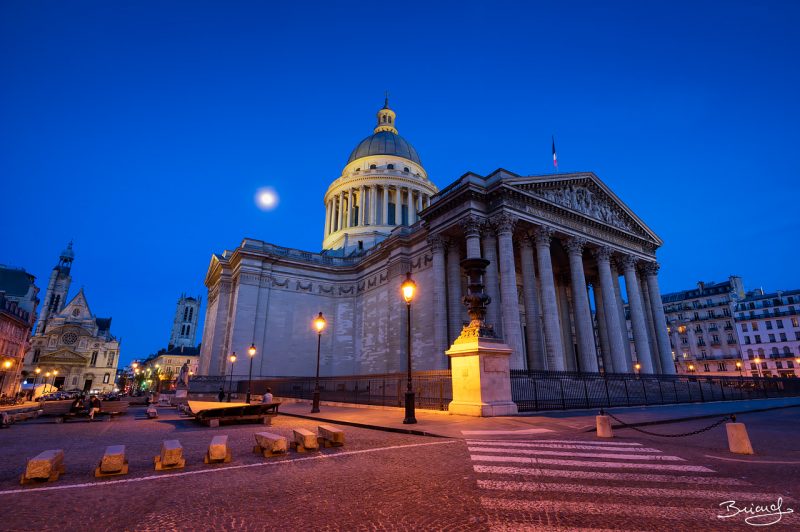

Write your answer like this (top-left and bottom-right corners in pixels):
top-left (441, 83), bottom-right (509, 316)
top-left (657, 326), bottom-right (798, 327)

top-left (736, 361), bottom-right (743, 377)
top-left (246, 343), bottom-right (256, 403)
top-left (754, 356), bottom-right (763, 378)
top-left (401, 272), bottom-right (417, 424)
top-left (227, 353), bottom-right (237, 402)
top-left (52, 369), bottom-right (58, 389)
top-left (688, 364), bottom-right (695, 374)
top-left (311, 312), bottom-right (327, 413)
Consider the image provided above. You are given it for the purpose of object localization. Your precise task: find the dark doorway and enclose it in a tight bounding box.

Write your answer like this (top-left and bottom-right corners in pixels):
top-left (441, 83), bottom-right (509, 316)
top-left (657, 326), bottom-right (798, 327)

top-left (53, 376), bottom-right (65, 389)
top-left (83, 379), bottom-right (93, 392)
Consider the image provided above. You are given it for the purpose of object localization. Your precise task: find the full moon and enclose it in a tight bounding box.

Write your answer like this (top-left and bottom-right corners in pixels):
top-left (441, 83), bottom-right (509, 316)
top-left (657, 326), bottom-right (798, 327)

top-left (255, 187), bottom-right (279, 211)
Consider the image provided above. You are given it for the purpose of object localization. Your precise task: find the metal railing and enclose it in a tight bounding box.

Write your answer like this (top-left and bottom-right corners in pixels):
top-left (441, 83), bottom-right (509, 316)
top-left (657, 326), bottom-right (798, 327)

top-left (510, 370), bottom-right (800, 412)
top-left (243, 370), bottom-right (452, 411)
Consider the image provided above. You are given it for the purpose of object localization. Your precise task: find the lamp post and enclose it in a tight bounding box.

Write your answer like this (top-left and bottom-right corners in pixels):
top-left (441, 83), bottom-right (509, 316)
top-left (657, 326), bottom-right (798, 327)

top-left (311, 312), bottom-right (326, 413)
top-left (34, 367), bottom-right (41, 396)
top-left (401, 272), bottom-right (417, 424)
top-left (754, 356), bottom-right (763, 378)
top-left (227, 353), bottom-right (237, 402)
top-left (246, 344), bottom-right (256, 403)
top-left (688, 364), bottom-right (695, 374)
top-left (1, 360), bottom-right (11, 396)
top-left (634, 362), bottom-right (641, 379)
top-left (52, 369), bottom-right (58, 389)
top-left (735, 361), bottom-right (743, 378)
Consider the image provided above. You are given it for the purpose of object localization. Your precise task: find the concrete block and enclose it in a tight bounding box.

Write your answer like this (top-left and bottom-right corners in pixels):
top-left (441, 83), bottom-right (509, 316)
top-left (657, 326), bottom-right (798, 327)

top-left (154, 439), bottom-right (185, 470)
top-left (292, 428), bottom-right (319, 452)
top-left (253, 432), bottom-right (288, 457)
top-left (318, 424), bottom-right (345, 447)
top-left (726, 422), bottom-right (754, 455)
top-left (146, 406), bottom-right (158, 419)
top-left (205, 435), bottom-right (231, 463)
top-left (21, 449), bottom-right (65, 484)
top-left (96, 445), bottom-right (128, 477)
top-left (596, 415), bottom-right (613, 438)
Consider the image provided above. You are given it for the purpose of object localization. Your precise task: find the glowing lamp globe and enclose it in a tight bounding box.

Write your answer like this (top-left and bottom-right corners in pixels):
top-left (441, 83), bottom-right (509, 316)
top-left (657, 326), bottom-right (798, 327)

top-left (314, 312), bottom-right (326, 333)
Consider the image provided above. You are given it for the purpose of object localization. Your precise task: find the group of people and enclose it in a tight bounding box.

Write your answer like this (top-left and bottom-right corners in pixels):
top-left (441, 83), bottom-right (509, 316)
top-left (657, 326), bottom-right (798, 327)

top-left (70, 394), bottom-right (103, 420)
top-left (215, 387), bottom-right (273, 404)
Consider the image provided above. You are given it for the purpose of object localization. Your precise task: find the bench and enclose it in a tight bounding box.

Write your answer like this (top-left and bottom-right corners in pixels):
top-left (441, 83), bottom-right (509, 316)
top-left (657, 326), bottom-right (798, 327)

top-left (291, 428), bottom-right (319, 453)
top-left (317, 424), bottom-right (345, 447)
top-left (204, 435), bottom-right (232, 464)
top-left (252, 432), bottom-right (288, 457)
top-left (154, 440), bottom-right (185, 470)
top-left (146, 406), bottom-right (158, 419)
top-left (21, 449), bottom-right (65, 484)
top-left (95, 445), bottom-right (128, 477)
top-left (193, 402), bottom-right (280, 427)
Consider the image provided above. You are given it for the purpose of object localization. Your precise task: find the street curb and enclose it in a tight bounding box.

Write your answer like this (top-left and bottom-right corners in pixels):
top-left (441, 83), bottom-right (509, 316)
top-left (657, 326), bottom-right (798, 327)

top-left (279, 411), bottom-right (451, 438)
top-left (586, 402), bottom-right (800, 432)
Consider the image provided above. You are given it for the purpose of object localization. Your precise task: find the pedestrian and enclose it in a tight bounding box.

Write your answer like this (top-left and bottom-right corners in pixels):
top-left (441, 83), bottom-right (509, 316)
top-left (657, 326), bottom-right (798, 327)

top-left (70, 396), bottom-right (83, 414)
top-left (262, 387), bottom-right (274, 405)
top-left (217, 387), bottom-right (225, 402)
top-left (88, 395), bottom-right (101, 421)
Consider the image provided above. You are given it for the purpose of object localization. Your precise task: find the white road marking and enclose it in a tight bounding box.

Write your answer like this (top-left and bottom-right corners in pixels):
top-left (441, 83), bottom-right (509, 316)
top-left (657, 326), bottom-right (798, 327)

top-left (489, 525), bottom-right (646, 532)
top-left (489, 439), bottom-right (642, 446)
top-left (473, 464), bottom-right (742, 485)
top-left (461, 428), bottom-right (553, 435)
top-left (480, 497), bottom-right (716, 520)
top-left (465, 441), bottom-right (662, 453)
top-left (467, 446), bottom-right (684, 461)
top-left (470, 455), bottom-right (715, 472)
top-left (703, 455), bottom-right (800, 465)
top-left (0, 440), bottom-right (460, 496)
top-left (477, 479), bottom-right (792, 502)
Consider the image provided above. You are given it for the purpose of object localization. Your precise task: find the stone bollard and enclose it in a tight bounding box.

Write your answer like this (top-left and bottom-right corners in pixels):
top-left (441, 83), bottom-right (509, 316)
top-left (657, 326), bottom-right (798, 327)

top-left (726, 415), bottom-right (754, 455)
top-left (596, 412), bottom-right (613, 438)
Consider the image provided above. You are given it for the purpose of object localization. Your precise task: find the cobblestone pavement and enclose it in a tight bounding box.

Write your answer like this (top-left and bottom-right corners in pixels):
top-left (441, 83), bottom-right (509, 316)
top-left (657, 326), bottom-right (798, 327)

top-left (1, 405), bottom-right (798, 530)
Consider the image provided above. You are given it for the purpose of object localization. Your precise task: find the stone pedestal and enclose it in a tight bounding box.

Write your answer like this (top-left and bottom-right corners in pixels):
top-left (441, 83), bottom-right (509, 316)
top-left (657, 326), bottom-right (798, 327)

top-left (446, 336), bottom-right (518, 417)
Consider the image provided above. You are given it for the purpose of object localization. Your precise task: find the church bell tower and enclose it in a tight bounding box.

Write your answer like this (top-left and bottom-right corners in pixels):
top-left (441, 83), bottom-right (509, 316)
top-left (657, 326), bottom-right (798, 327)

top-left (36, 241), bottom-right (74, 335)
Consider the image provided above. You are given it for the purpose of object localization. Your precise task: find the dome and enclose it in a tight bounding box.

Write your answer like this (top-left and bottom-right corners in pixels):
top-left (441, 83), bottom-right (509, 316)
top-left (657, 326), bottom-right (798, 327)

top-left (347, 131), bottom-right (422, 166)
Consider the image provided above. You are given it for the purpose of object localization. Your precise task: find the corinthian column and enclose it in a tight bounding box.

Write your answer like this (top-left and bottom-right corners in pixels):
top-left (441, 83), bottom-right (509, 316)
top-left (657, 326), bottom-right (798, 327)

top-left (407, 188), bottom-right (415, 225)
top-left (534, 226), bottom-right (565, 370)
top-left (383, 186), bottom-right (390, 225)
top-left (446, 240), bottom-right (464, 343)
top-left (428, 235), bottom-right (449, 368)
top-left (563, 237), bottom-right (598, 372)
top-left (593, 246), bottom-right (627, 373)
top-left (520, 234), bottom-right (545, 369)
top-left (370, 186), bottom-right (377, 225)
top-left (460, 215), bottom-right (483, 258)
top-left (494, 214), bottom-right (525, 369)
top-left (622, 256), bottom-right (654, 373)
top-left (643, 262), bottom-right (676, 374)
top-left (358, 186), bottom-right (366, 226)
top-left (338, 192), bottom-right (345, 232)
top-left (481, 223), bottom-right (502, 335)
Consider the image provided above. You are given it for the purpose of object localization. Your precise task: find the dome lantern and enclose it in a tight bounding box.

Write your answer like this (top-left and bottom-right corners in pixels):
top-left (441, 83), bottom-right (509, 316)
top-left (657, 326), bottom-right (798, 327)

top-left (374, 94), bottom-right (398, 135)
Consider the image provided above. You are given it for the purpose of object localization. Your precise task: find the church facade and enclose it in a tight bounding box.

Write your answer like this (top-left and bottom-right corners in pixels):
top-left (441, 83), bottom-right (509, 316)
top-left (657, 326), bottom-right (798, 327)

top-left (23, 244), bottom-right (121, 393)
top-left (198, 101), bottom-right (674, 379)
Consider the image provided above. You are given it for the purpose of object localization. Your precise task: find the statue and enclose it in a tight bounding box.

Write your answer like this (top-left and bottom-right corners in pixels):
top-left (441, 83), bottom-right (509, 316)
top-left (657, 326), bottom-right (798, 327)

top-left (177, 361), bottom-right (190, 389)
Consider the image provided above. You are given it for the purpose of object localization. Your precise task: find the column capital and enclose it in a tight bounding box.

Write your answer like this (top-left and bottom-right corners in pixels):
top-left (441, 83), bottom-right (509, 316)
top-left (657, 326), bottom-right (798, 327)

top-left (480, 220), bottom-right (497, 240)
top-left (563, 236), bottom-right (587, 256)
top-left (459, 215), bottom-right (484, 238)
top-left (591, 245), bottom-right (614, 262)
top-left (641, 261), bottom-right (661, 276)
top-left (620, 255), bottom-right (639, 271)
top-left (491, 212), bottom-right (517, 235)
top-left (520, 232), bottom-right (536, 249)
top-left (426, 234), bottom-right (449, 253)
top-left (533, 225), bottom-right (555, 246)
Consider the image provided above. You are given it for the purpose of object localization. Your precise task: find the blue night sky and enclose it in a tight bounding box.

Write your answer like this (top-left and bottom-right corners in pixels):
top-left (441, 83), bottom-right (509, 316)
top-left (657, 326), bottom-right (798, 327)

top-left (2, 1), bottom-right (798, 365)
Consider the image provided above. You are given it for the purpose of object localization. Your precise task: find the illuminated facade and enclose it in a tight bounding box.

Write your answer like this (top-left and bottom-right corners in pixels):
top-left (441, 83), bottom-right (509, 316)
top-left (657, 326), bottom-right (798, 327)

top-left (199, 100), bottom-right (672, 379)
top-left (735, 288), bottom-right (800, 378)
top-left (0, 266), bottom-right (38, 397)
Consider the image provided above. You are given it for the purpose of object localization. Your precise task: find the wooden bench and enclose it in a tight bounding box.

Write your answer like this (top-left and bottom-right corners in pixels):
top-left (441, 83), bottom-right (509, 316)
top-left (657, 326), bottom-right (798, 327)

top-left (95, 445), bottom-right (128, 477)
top-left (146, 406), bottom-right (158, 419)
top-left (291, 428), bottom-right (319, 453)
top-left (317, 424), bottom-right (345, 447)
top-left (252, 432), bottom-right (288, 457)
top-left (194, 402), bottom-right (280, 427)
top-left (154, 440), bottom-right (185, 470)
top-left (21, 449), bottom-right (65, 484)
top-left (204, 435), bottom-right (232, 464)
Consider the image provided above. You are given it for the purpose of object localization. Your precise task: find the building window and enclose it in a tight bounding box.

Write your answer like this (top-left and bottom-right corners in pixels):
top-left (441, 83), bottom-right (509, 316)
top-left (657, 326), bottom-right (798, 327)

top-left (693, 312), bottom-right (700, 320)
top-left (103, 373), bottom-right (110, 384)
top-left (185, 325), bottom-right (190, 336)
top-left (784, 346), bottom-right (792, 355)
top-left (769, 334), bottom-right (776, 342)
top-left (750, 363), bottom-right (757, 370)
top-left (723, 308), bottom-right (731, 317)
top-left (188, 307), bottom-right (193, 321)
top-left (681, 337), bottom-right (688, 345)
top-left (788, 360), bottom-right (795, 368)
top-left (766, 321), bottom-right (773, 330)
top-left (72, 376), bottom-right (77, 385)
top-left (403, 167), bottom-right (409, 173)
top-left (107, 353), bottom-right (115, 367)
top-left (32, 349), bottom-right (40, 364)
top-left (370, 164), bottom-right (377, 169)
top-left (718, 363), bottom-right (726, 371)
top-left (703, 364), bottom-right (710, 372)
top-left (741, 323), bottom-right (748, 332)
top-left (387, 164), bottom-right (394, 170)
top-left (712, 335), bottom-right (720, 343)
top-left (776, 361), bottom-right (783, 369)
top-left (792, 318), bottom-right (799, 328)
top-left (755, 335), bottom-right (761, 343)
top-left (780, 333), bottom-right (787, 342)
top-left (744, 336), bottom-right (751, 344)
top-left (90, 351), bottom-right (98, 366)
top-left (708, 310), bottom-right (715, 319)
top-left (777, 319), bottom-right (784, 329)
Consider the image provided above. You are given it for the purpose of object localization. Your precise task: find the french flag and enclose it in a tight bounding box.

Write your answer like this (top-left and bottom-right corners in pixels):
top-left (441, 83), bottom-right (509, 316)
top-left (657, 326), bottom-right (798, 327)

top-left (552, 136), bottom-right (558, 170)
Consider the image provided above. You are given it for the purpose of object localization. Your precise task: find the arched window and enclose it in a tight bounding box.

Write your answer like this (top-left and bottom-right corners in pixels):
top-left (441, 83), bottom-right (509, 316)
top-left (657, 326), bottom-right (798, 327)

top-left (403, 167), bottom-right (409, 173)
top-left (747, 349), bottom-right (753, 357)
top-left (181, 325), bottom-right (186, 335)
top-left (186, 325), bottom-right (190, 336)
top-left (388, 116), bottom-right (392, 123)
top-left (382, 115), bottom-right (386, 123)
top-left (387, 164), bottom-right (394, 170)
top-left (772, 347), bottom-right (779, 355)
top-left (783, 346), bottom-right (791, 354)
top-left (758, 348), bottom-right (765, 356)
top-left (370, 164), bottom-right (377, 169)
top-left (184, 307), bottom-right (189, 321)
top-left (355, 168), bottom-right (360, 172)
top-left (188, 307), bottom-right (193, 321)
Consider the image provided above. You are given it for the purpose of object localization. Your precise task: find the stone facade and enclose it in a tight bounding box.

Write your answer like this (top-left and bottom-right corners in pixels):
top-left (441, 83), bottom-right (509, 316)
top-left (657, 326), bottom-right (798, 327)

top-left (23, 245), bottom-right (120, 393)
top-left (199, 102), bottom-right (671, 379)
top-left (0, 266), bottom-right (39, 397)
top-left (735, 288), bottom-right (800, 378)
top-left (168, 294), bottom-right (201, 349)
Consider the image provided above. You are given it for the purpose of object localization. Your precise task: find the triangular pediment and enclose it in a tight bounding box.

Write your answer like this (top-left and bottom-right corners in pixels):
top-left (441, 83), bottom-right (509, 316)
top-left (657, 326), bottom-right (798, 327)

top-left (40, 349), bottom-right (88, 365)
top-left (60, 288), bottom-right (93, 320)
top-left (509, 173), bottom-right (662, 245)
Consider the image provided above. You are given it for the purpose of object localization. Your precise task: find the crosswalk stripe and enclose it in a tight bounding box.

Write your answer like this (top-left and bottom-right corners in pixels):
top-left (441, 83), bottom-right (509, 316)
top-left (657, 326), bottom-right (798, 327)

top-left (470, 455), bottom-right (715, 472)
top-left (473, 464), bottom-right (742, 485)
top-left (461, 428), bottom-right (554, 435)
top-left (480, 497), bottom-right (717, 520)
top-left (491, 439), bottom-right (642, 446)
top-left (467, 446), bottom-right (684, 461)
top-left (465, 441), bottom-right (662, 453)
top-left (488, 525), bottom-right (646, 532)
top-left (476, 479), bottom-right (790, 503)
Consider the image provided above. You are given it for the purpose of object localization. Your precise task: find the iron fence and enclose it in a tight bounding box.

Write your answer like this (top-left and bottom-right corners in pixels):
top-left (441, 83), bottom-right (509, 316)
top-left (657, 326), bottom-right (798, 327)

top-left (244, 370), bottom-right (453, 411)
top-left (510, 370), bottom-right (800, 412)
